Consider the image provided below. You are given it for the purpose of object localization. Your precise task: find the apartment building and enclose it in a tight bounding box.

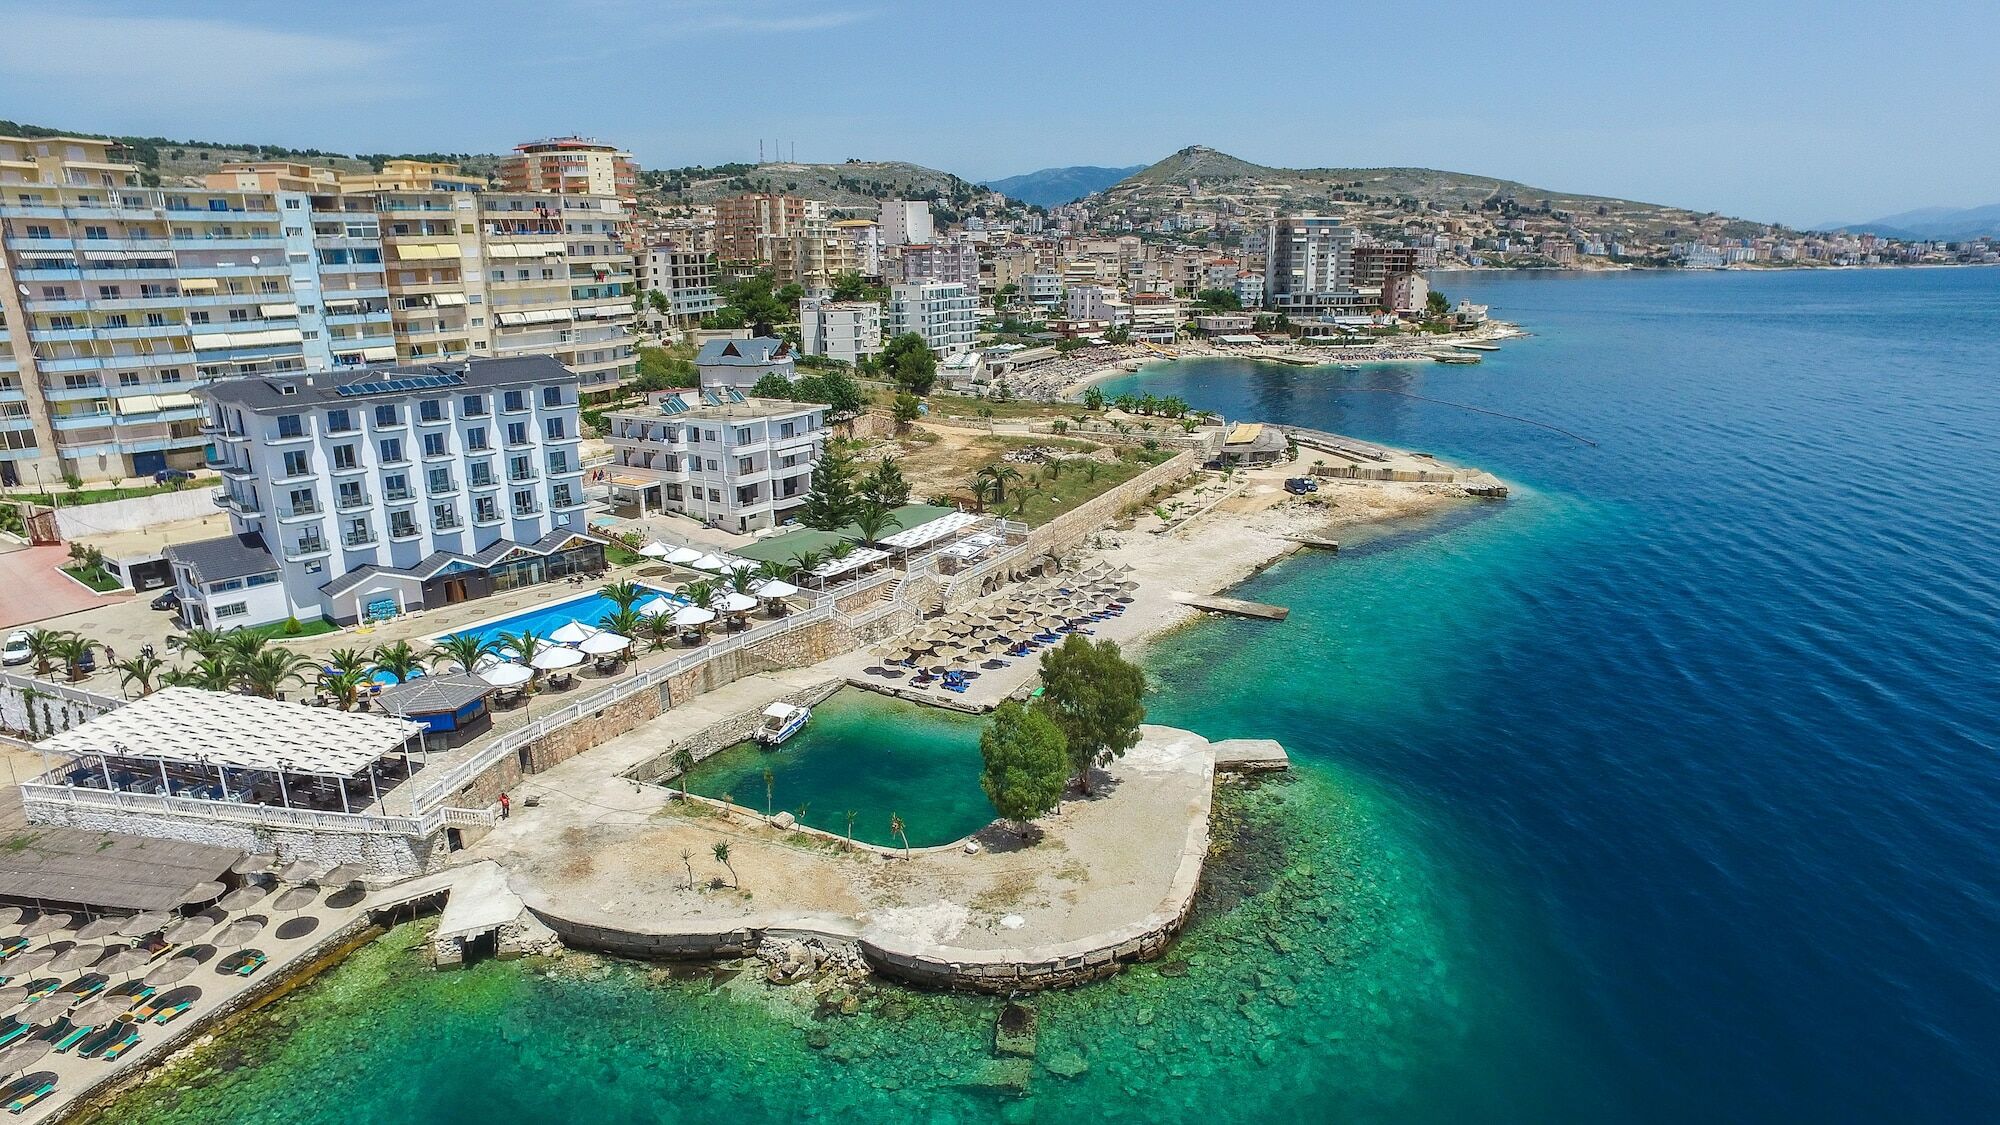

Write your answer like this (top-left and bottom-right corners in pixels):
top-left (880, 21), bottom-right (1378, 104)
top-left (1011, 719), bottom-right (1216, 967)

top-left (0, 136), bottom-right (324, 483)
top-left (637, 242), bottom-right (720, 330)
top-left (606, 390), bottom-right (827, 532)
top-left (1264, 216), bottom-right (1370, 317)
top-left (695, 336), bottom-right (794, 391)
top-left (887, 282), bottom-right (977, 355)
top-left (798, 298), bottom-right (883, 364)
top-left (713, 193), bottom-right (832, 288)
top-left (180, 355), bottom-right (599, 628)
top-left (898, 241), bottom-right (981, 292)
top-left (1019, 272), bottom-right (1064, 307)
top-left (499, 138), bottom-right (638, 208)
top-left (879, 200), bottom-right (934, 247)
top-left (828, 219), bottom-right (882, 278)
top-left (477, 193), bottom-right (637, 396)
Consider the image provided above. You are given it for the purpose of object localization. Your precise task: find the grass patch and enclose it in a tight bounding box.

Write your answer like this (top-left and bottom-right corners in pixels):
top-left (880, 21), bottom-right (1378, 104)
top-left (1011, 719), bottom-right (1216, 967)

top-left (241, 616), bottom-right (339, 641)
top-left (986, 451), bottom-right (1175, 526)
top-left (926, 394), bottom-right (1084, 424)
top-left (606, 546), bottom-right (646, 567)
top-left (60, 564), bottom-right (123, 593)
top-left (9, 480), bottom-right (209, 507)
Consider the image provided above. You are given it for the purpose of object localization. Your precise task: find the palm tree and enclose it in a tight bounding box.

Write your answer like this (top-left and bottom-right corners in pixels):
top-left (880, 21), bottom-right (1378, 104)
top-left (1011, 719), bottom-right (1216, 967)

top-left (371, 640), bottom-right (423, 684)
top-left (430, 633), bottom-right (495, 675)
top-left (965, 474), bottom-right (993, 514)
top-left (51, 633), bottom-right (96, 682)
top-left (725, 567), bottom-right (759, 597)
top-left (496, 629), bottom-right (544, 667)
top-left (114, 653), bottom-right (167, 698)
top-left (670, 748), bottom-right (696, 798)
top-left (599, 579), bottom-right (645, 614)
top-left (977, 464), bottom-right (1022, 503)
top-left (163, 656), bottom-right (235, 692)
top-left (788, 549), bottom-right (824, 577)
top-left (218, 630), bottom-right (268, 667)
top-left (23, 629), bottom-right (67, 678)
top-left (597, 607), bottom-right (643, 659)
top-left (237, 648), bottom-right (314, 699)
top-left (754, 560), bottom-right (797, 585)
top-left (644, 614), bottom-right (675, 651)
top-left (890, 812), bottom-right (910, 859)
top-left (677, 580), bottom-right (718, 611)
top-left (827, 540), bottom-right (855, 562)
top-left (318, 666), bottom-right (373, 711)
top-left (711, 841), bottom-right (737, 888)
top-left (852, 503), bottom-right (894, 546)
top-left (680, 847), bottom-right (696, 890)
top-left (168, 627), bottom-right (227, 661)
top-left (844, 809), bottom-right (858, 849)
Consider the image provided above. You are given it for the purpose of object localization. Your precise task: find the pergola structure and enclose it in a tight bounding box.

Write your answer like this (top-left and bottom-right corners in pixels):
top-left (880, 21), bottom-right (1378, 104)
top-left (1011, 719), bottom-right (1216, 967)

top-left (33, 688), bottom-right (426, 816)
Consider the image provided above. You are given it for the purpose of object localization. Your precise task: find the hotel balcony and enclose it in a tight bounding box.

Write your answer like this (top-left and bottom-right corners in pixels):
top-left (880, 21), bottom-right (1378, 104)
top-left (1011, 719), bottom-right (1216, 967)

top-left (284, 538), bottom-right (330, 561)
top-left (341, 529), bottom-right (378, 548)
top-left (334, 491), bottom-right (374, 511)
top-left (278, 500), bottom-right (322, 522)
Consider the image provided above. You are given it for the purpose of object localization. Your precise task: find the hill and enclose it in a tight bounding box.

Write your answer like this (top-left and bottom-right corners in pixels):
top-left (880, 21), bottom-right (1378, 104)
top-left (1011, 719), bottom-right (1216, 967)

top-left (640, 160), bottom-right (1027, 224)
top-left (1827, 204), bottom-right (2000, 241)
top-left (981, 165), bottom-right (1144, 207)
top-left (1100, 145), bottom-right (1776, 243)
top-left (0, 119), bottom-right (500, 186)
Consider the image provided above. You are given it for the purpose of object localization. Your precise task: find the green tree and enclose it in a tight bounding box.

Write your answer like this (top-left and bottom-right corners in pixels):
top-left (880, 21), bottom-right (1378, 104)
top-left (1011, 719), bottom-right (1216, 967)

top-left (750, 372), bottom-right (795, 398)
top-left (114, 652), bottom-right (167, 697)
top-left (599, 580), bottom-right (646, 614)
top-left (713, 272), bottom-right (791, 337)
top-left (860, 455), bottom-right (910, 512)
top-left (51, 633), bottom-right (96, 683)
top-left (979, 700), bottom-right (1071, 833)
top-left (318, 666), bottom-right (373, 711)
top-left (829, 271), bottom-right (870, 301)
top-left (792, 371), bottom-right (865, 420)
top-left (1426, 289), bottom-right (1451, 319)
top-left (1081, 386), bottom-right (1106, 411)
top-left (798, 446), bottom-right (862, 530)
top-left (711, 841), bottom-right (737, 888)
top-left (976, 464), bottom-right (1022, 503)
top-left (892, 391), bottom-right (921, 430)
top-left (371, 640), bottom-right (423, 684)
top-left (431, 633), bottom-right (496, 676)
top-left (1103, 324), bottom-right (1132, 346)
top-left (1033, 635), bottom-right (1146, 796)
top-left (670, 748), bottom-right (697, 798)
top-left (880, 332), bottom-right (938, 395)
top-left (1195, 287), bottom-right (1242, 311)
top-left (237, 647), bottom-right (315, 699)
top-left (23, 628), bottom-right (67, 678)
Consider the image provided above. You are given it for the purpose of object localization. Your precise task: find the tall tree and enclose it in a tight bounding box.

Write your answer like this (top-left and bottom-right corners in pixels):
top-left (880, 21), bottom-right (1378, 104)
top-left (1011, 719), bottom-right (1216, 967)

top-left (1034, 635), bottom-right (1146, 796)
top-left (237, 648), bottom-right (315, 699)
top-left (979, 700), bottom-right (1070, 834)
top-left (798, 446), bottom-right (861, 530)
top-left (860, 455), bottom-right (911, 512)
top-left (880, 333), bottom-right (938, 395)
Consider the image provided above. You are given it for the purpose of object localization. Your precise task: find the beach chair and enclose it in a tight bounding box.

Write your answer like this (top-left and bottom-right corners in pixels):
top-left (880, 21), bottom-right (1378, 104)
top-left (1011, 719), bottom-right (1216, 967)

top-left (0, 1020), bottom-right (29, 1048)
top-left (44, 1018), bottom-right (91, 1053)
top-left (152, 997), bottom-right (196, 1025)
top-left (0, 1073), bottom-right (54, 1115)
top-left (98, 1024), bottom-right (142, 1061)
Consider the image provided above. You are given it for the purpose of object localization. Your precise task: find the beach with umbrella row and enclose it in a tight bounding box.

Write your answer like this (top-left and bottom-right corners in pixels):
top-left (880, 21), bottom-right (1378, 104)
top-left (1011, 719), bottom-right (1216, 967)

top-left (0, 863), bottom-right (368, 1115)
top-left (863, 562), bottom-right (1138, 696)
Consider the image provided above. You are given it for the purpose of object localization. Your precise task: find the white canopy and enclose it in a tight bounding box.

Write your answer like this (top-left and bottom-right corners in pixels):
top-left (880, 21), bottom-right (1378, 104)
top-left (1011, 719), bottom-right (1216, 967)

top-left (879, 511), bottom-right (983, 550)
top-left (716, 592), bottom-right (758, 613)
top-left (689, 554), bottom-right (730, 572)
top-left (636, 542), bottom-right (672, 559)
top-left (664, 547), bottom-right (704, 565)
top-left (578, 632), bottom-right (631, 656)
top-left (548, 620), bottom-right (597, 645)
top-left (753, 579), bottom-right (800, 599)
top-left (812, 547), bottom-right (890, 579)
top-left (723, 558), bottom-right (757, 572)
top-left (636, 596), bottom-right (678, 618)
top-left (478, 663), bottom-right (532, 688)
top-left (671, 605), bottom-right (717, 627)
top-left (530, 646), bottom-right (585, 671)
top-left (40, 687), bottom-right (422, 778)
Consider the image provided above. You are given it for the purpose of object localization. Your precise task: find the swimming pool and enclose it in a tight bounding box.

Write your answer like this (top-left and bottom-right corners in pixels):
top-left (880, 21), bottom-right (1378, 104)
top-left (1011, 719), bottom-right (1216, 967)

top-left (684, 688), bottom-right (996, 847)
top-left (439, 583), bottom-right (684, 649)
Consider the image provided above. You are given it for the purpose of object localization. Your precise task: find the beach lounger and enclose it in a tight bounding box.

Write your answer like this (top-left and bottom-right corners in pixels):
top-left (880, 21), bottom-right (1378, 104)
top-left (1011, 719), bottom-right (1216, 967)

top-left (0, 1020), bottom-right (29, 1048)
top-left (105, 980), bottom-right (154, 1007)
top-left (43, 1019), bottom-right (91, 1053)
top-left (0, 938), bottom-right (26, 960)
top-left (0, 1072), bottom-right (54, 1115)
top-left (145, 986), bottom-right (198, 1024)
top-left (61, 973), bottom-right (107, 999)
top-left (76, 1018), bottom-right (140, 1060)
top-left (20, 979), bottom-right (58, 1001)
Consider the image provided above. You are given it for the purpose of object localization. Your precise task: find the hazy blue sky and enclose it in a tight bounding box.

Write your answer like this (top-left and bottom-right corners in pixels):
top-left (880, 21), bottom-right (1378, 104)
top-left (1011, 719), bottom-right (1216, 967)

top-left (3, 0), bottom-right (1994, 226)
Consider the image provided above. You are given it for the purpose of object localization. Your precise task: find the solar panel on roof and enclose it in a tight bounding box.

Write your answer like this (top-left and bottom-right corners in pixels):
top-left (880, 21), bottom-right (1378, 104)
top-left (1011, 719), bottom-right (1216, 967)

top-left (332, 372), bottom-right (467, 397)
top-left (725, 387), bottom-right (746, 403)
top-left (658, 397), bottom-right (689, 415)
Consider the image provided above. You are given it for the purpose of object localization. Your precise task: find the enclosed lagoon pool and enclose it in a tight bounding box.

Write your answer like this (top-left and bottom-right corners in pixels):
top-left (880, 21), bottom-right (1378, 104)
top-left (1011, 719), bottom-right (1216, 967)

top-left (683, 688), bottom-right (995, 847)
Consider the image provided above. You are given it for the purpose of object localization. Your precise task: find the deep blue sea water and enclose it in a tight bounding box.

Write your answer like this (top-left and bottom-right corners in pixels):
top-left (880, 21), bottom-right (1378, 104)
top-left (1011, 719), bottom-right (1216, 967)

top-left (1105, 267), bottom-right (2000, 1122)
top-left (96, 268), bottom-right (2000, 1125)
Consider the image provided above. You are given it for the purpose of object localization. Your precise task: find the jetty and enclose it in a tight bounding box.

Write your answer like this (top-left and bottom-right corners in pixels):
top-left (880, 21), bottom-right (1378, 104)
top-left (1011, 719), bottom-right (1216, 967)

top-left (1176, 593), bottom-right (1289, 621)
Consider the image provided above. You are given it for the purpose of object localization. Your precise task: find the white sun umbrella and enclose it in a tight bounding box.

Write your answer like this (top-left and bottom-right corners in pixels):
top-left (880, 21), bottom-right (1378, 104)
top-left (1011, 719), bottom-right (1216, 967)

top-left (670, 605), bottom-right (716, 628)
top-left (636, 541), bottom-right (672, 559)
top-left (636, 596), bottom-right (677, 618)
top-left (547, 620), bottom-right (597, 645)
top-left (664, 546), bottom-right (703, 565)
top-left (689, 553), bottom-right (730, 572)
top-left (530, 646), bottom-right (585, 671)
top-left (479, 662), bottom-right (532, 689)
top-left (753, 579), bottom-right (800, 599)
top-left (578, 631), bottom-right (631, 657)
top-left (722, 558), bottom-right (756, 572)
top-left (716, 591), bottom-right (757, 614)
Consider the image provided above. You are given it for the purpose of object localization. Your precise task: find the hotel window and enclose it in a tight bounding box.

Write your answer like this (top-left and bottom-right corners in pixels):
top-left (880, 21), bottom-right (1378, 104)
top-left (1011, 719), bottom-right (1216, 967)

top-left (423, 432), bottom-right (448, 457)
top-left (506, 422), bottom-right (528, 446)
top-left (461, 395), bottom-right (487, 417)
top-left (326, 408), bottom-right (353, 433)
top-left (384, 474), bottom-right (411, 501)
top-left (97, 286), bottom-right (121, 299)
top-left (418, 399), bottom-right (443, 422)
top-left (502, 390), bottom-right (525, 412)
top-left (512, 489), bottom-right (536, 514)
top-left (276, 414), bottom-right (303, 438)
top-left (214, 602), bottom-right (248, 619)
top-left (282, 450), bottom-right (309, 477)
top-left (389, 512), bottom-right (417, 538)
top-left (474, 496), bottom-right (498, 521)
top-left (378, 437), bottom-right (405, 463)
top-left (189, 311), bottom-right (210, 324)
top-left (547, 450), bottom-right (569, 474)
top-left (373, 403), bottom-right (399, 426)
top-left (466, 426), bottom-right (488, 451)
top-left (332, 444), bottom-right (357, 470)
top-left (552, 484), bottom-right (573, 508)
top-left (470, 461), bottom-right (494, 487)
top-left (544, 417), bottom-right (565, 441)
top-left (541, 386), bottom-right (562, 407)
top-left (427, 467), bottom-right (453, 493)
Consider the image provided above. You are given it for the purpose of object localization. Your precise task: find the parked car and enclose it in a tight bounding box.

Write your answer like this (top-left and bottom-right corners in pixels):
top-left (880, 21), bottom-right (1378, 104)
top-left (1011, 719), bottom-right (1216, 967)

top-left (153, 468), bottom-right (194, 487)
top-left (1284, 477), bottom-right (1320, 495)
top-left (149, 589), bottom-right (180, 611)
top-left (73, 647), bottom-right (97, 675)
top-left (1, 632), bottom-right (30, 667)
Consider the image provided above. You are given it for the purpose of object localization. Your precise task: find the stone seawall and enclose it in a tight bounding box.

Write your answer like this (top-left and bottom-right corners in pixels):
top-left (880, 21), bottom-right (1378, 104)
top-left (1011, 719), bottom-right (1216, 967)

top-left (1027, 449), bottom-right (1201, 560)
top-left (25, 803), bottom-right (441, 878)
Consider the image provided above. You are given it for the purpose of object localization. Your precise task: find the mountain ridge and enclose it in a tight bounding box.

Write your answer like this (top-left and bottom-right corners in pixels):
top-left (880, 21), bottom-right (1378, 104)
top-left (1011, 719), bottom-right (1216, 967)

top-left (980, 165), bottom-right (1144, 208)
top-left (1823, 204), bottom-right (2000, 241)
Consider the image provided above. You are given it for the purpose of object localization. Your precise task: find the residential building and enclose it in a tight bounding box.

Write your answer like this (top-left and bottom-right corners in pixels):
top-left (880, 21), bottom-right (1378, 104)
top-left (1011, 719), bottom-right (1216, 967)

top-left (713, 193), bottom-right (832, 288)
top-left (637, 242), bottom-right (720, 330)
top-left (182, 355), bottom-right (600, 628)
top-left (1381, 271), bottom-right (1430, 315)
top-left (828, 219), bottom-right (882, 278)
top-left (606, 391), bottom-right (827, 532)
top-left (887, 282), bottom-right (977, 355)
top-left (477, 192), bottom-right (637, 397)
top-left (0, 136), bottom-right (314, 483)
top-left (336, 160), bottom-right (485, 194)
top-left (899, 241), bottom-right (981, 292)
top-left (1020, 272), bottom-right (1064, 307)
top-left (1348, 245), bottom-right (1423, 289)
top-left (370, 185), bottom-right (482, 366)
top-left (498, 137), bottom-right (638, 208)
top-left (1232, 270), bottom-right (1264, 310)
top-left (1066, 284), bottom-right (1120, 322)
top-left (879, 199), bottom-right (933, 247)
top-left (696, 336), bottom-right (794, 391)
top-left (798, 298), bottom-right (882, 364)
top-left (1264, 216), bottom-right (1370, 317)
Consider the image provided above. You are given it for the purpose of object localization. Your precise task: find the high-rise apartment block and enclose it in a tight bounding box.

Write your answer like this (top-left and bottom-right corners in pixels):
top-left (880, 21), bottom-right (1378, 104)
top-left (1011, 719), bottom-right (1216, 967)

top-left (499, 138), bottom-right (638, 206)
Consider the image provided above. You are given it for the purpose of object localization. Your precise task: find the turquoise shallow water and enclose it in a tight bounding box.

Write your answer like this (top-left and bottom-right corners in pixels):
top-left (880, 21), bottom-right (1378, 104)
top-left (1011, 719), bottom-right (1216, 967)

top-left (683, 688), bottom-right (995, 847)
top-left (95, 267), bottom-right (2000, 1122)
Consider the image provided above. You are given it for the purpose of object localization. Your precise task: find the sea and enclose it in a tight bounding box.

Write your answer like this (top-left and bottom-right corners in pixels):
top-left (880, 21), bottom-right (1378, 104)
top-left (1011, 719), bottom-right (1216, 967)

top-left (93, 267), bottom-right (2000, 1124)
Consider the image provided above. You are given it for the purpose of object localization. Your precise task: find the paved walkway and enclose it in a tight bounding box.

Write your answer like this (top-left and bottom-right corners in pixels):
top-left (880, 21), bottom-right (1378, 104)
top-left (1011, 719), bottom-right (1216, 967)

top-left (0, 547), bottom-right (126, 631)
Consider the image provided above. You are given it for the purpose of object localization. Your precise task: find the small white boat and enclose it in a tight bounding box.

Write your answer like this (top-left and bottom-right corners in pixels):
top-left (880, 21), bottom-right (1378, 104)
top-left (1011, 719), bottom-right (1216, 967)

top-left (1339, 363), bottom-right (1361, 371)
top-left (754, 702), bottom-right (811, 747)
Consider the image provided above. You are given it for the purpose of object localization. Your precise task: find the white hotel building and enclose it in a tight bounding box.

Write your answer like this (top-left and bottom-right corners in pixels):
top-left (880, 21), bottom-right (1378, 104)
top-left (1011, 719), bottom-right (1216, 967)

top-left (606, 390), bottom-right (827, 533)
top-left (175, 355), bottom-right (602, 628)
top-left (798, 298), bottom-right (882, 364)
top-left (886, 282), bottom-right (977, 355)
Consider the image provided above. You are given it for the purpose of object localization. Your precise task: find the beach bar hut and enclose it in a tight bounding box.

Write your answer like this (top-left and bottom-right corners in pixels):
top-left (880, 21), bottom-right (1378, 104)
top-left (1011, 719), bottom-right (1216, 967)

top-left (373, 674), bottom-right (497, 747)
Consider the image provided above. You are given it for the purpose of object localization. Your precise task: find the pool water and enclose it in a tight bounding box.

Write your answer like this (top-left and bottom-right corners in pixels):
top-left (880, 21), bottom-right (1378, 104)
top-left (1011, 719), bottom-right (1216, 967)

top-left (440, 583), bottom-right (682, 650)
top-left (683, 688), bottom-right (995, 847)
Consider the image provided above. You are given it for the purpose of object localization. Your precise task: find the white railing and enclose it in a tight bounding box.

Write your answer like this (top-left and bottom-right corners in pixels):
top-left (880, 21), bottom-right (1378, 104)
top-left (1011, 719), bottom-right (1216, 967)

top-left (21, 781), bottom-right (431, 836)
top-left (409, 601), bottom-right (832, 810)
top-left (0, 670), bottom-right (126, 714)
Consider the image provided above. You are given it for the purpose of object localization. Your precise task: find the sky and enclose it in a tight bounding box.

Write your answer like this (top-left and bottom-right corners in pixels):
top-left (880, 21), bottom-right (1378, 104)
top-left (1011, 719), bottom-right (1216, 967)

top-left (2, 0), bottom-right (1995, 227)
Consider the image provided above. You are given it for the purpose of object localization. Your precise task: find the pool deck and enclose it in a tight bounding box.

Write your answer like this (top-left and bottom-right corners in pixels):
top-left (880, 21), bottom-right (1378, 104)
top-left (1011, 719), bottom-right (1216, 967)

top-left (469, 697), bottom-right (1280, 989)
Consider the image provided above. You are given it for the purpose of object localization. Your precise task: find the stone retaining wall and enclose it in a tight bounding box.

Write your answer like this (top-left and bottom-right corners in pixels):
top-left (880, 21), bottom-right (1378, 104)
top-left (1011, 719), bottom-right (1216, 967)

top-left (26, 803), bottom-right (441, 878)
top-left (1027, 449), bottom-right (1201, 559)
